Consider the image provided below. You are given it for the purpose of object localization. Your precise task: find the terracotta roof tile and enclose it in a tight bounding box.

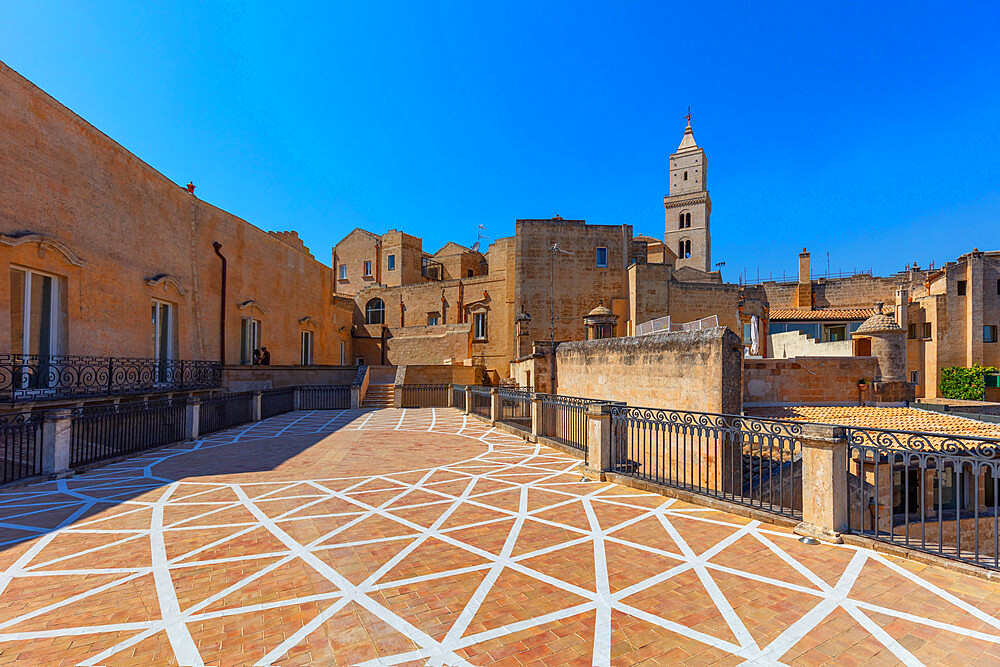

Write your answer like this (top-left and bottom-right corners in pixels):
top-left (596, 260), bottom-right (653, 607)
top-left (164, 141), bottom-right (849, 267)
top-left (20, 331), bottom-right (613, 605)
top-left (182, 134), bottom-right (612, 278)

top-left (745, 405), bottom-right (1000, 439)
top-left (768, 306), bottom-right (893, 321)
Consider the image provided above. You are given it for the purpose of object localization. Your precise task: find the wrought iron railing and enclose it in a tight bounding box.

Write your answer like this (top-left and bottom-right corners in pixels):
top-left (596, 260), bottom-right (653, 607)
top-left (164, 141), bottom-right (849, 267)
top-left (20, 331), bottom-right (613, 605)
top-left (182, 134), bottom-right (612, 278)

top-left (199, 392), bottom-right (254, 435)
top-left (537, 394), bottom-right (603, 452)
top-left (298, 385), bottom-right (350, 410)
top-left (70, 399), bottom-right (187, 467)
top-left (469, 386), bottom-right (491, 419)
top-left (0, 412), bottom-right (44, 483)
top-left (610, 406), bottom-right (803, 520)
top-left (846, 426), bottom-right (1000, 570)
top-left (498, 388), bottom-right (532, 431)
top-left (399, 385), bottom-right (450, 408)
top-left (451, 385), bottom-right (467, 409)
top-left (0, 354), bottom-right (221, 404)
top-left (260, 387), bottom-right (296, 419)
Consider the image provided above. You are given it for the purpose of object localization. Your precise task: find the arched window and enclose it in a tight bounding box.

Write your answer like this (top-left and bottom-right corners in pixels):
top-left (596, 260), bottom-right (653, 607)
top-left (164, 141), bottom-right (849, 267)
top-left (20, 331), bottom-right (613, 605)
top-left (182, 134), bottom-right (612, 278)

top-left (678, 240), bottom-right (691, 259)
top-left (365, 298), bottom-right (385, 325)
top-left (678, 211), bottom-right (691, 229)
top-left (678, 212), bottom-right (685, 230)
top-left (683, 171), bottom-right (688, 181)
top-left (685, 240), bottom-right (691, 258)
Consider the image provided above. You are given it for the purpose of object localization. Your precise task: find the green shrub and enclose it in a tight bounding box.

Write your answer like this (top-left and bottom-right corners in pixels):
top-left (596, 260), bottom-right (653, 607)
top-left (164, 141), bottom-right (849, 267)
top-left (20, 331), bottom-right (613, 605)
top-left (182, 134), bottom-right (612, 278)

top-left (938, 365), bottom-right (1000, 401)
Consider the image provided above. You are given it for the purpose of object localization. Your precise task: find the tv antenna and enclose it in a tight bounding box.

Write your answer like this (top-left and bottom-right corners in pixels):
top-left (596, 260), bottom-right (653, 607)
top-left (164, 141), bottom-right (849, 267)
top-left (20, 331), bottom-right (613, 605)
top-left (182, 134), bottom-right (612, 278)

top-left (472, 224), bottom-right (492, 253)
top-left (549, 242), bottom-right (575, 340)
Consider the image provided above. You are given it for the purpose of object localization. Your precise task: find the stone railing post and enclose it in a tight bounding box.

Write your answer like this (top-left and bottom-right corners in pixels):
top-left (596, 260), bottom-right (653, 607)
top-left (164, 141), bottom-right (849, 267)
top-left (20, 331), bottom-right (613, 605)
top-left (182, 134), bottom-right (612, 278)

top-left (489, 388), bottom-right (500, 423)
top-left (184, 397), bottom-right (201, 440)
top-left (795, 424), bottom-right (849, 544)
top-left (350, 385), bottom-right (361, 410)
top-left (464, 388), bottom-right (472, 414)
top-left (583, 403), bottom-right (614, 480)
top-left (393, 385), bottom-right (403, 409)
top-left (531, 394), bottom-right (543, 438)
top-left (293, 387), bottom-right (302, 410)
top-left (252, 391), bottom-right (262, 422)
top-left (447, 384), bottom-right (455, 408)
top-left (42, 408), bottom-right (73, 476)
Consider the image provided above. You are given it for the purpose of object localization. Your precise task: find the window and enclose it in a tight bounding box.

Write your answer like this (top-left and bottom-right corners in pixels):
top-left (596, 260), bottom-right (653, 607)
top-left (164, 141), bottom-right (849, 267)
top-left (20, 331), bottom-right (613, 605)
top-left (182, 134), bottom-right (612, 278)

top-left (986, 325), bottom-right (998, 343)
top-left (910, 370), bottom-right (920, 384)
top-left (340, 341), bottom-right (346, 365)
top-left (11, 267), bottom-right (65, 358)
top-left (240, 318), bottom-right (261, 365)
top-left (300, 330), bottom-right (314, 365)
top-left (822, 324), bottom-right (848, 342)
top-left (339, 265), bottom-right (347, 280)
top-left (151, 300), bottom-right (175, 381)
top-left (594, 323), bottom-right (614, 339)
top-left (907, 323), bottom-right (917, 340)
top-left (365, 298), bottom-right (385, 325)
top-left (678, 240), bottom-right (691, 259)
top-left (428, 314), bottom-right (439, 326)
top-left (363, 260), bottom-right (373, 277)
top-left (997, 278), bottom-right (1000, 295)
top-left (473, 312), bottom-right (487, 340)
top-left (678, 211), bottom-right (691, 229)
top-left (387, 254), bottom-right (396, 271)
top-left (683, 171), bottom-right (688, 180)
top-left (596, 247), bottom-right (608, 268)
top-left (921, 322), bottom-right (932, 339)
top-left (467, 269), bottom-right (474, 277)
top-left (957, 280), bottom-right (967, 296)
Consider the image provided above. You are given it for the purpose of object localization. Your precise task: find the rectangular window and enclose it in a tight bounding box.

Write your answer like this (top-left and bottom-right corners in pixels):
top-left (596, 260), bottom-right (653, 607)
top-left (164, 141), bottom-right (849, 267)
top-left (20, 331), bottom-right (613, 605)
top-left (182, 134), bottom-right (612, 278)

top-left (387, 254), bottom-right (396, 271)
top-left (986, 325), bottom-right (998, 344)
top-left (240, 318), bottom-right (261, 365)
top-left (428, 315), bottom-right (439, 326)
top-left (10, 267), bottom-right (66, 358)
top-left (339, 265), bottom-right (347, 280)
top-left (910, 370), bottom-right (920, 384)
top-left (340, 341), bottom-right (346, 365)
top-left (473, 312), bottom-right (487, 340)
top-left (364, 260), bottom-right (373, 277)
top-left (907, 323), bottom-right (917, 340)
top-left (300, 330), bottom-right (314, 365)
top-left (151, 300), bottom-right (176, 382)
top-left (957, 280), bottom-right (967, 296)
top-left (596, 246), bottom-right (608, 268)
top-left (921, 322), bottom-right (932, 340)
top-left (997, 278), bottom-right (1000, 295)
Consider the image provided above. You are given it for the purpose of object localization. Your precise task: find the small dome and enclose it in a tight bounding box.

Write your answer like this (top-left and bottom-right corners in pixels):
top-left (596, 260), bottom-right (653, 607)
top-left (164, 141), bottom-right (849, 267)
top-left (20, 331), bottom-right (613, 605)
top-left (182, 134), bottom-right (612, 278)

top-left (587, 301), bottom-right (614, 317)
top-left (855, 302), bottom-right (903, 334)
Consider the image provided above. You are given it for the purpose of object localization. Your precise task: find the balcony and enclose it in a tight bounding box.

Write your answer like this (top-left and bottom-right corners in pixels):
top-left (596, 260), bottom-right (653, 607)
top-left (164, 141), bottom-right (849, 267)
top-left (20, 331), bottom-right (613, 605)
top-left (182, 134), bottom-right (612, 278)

top-left (1, 354), bottom-right (221, 405)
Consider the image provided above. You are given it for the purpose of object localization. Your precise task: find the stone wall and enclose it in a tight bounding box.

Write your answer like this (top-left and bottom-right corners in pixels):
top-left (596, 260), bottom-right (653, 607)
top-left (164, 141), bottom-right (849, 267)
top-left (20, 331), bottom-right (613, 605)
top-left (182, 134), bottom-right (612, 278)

top-left (396, 364), bottom-right (480, 386)
top-left (0, 61), bottom-right (351, 366)
top-left (767, 331), bottom-right (853, 359)
top-left (554, 328), bottom-right (742, 414)
top-left (222, 365), bottom-right (357, 391)
top-left (383, 324), bottom-right (472, 365)
top-left (743, 357), bottom-right (878, 405)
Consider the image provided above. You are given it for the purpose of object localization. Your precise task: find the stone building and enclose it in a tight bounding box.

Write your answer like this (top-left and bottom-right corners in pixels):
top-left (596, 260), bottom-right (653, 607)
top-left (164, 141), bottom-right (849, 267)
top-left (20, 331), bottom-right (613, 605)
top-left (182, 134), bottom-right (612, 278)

top-left (0, 60), bottom-right (354, 370)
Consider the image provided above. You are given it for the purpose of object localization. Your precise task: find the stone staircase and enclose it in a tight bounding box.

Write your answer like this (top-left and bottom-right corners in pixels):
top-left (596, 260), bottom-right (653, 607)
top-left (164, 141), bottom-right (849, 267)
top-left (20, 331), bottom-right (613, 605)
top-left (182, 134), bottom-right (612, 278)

top-left (362, 384), bottom-right (395, 408)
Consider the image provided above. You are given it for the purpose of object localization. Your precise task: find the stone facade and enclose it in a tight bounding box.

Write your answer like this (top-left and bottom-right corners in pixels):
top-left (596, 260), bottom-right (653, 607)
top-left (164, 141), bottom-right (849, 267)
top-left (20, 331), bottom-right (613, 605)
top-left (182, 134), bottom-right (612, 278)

top-left (744, 357), bottom-right (879, 406)
top-left (663, 121), bottom-right (711, 272)
top-left (0, 61), bottom-right (352, 367)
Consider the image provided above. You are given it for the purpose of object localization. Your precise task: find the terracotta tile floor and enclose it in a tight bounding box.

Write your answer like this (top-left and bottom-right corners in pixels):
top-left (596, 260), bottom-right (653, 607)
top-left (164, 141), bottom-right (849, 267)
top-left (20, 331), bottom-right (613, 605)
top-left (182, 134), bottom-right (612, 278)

top-left (0, 407), bottom-right (997, 665)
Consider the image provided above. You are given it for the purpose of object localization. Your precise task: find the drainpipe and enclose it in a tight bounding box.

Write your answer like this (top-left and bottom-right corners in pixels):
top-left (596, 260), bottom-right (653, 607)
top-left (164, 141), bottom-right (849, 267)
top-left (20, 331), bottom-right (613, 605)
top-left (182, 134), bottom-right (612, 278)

top-left (212, 242), bottom-right (227, 364)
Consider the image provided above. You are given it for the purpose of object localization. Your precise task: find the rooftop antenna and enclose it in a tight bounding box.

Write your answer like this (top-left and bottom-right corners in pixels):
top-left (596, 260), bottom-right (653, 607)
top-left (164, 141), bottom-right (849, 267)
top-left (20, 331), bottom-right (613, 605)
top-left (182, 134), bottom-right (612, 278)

top-left (473, 223), bottom-right (492, 253)
top-left (549, 241), bottom-right (575, 341)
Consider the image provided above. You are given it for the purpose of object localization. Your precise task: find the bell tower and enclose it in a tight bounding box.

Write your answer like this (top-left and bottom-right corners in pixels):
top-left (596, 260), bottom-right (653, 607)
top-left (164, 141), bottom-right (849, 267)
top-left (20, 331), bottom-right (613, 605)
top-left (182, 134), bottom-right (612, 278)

top-left (663, 116), bottom-right (712, 272)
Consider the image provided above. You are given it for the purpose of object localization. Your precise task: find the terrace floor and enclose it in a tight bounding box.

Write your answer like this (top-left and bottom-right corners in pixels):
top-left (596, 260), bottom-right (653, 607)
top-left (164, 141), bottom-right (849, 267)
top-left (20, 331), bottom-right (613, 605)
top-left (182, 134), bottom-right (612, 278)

top-left (0, 408), bottom-right (998, 666)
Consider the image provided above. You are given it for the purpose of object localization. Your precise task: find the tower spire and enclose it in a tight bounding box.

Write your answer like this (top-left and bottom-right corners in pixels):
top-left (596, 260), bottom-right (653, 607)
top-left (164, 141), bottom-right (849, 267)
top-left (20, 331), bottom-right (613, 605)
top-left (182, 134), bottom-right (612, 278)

top-left (676, 109), bottom-right (698, 151)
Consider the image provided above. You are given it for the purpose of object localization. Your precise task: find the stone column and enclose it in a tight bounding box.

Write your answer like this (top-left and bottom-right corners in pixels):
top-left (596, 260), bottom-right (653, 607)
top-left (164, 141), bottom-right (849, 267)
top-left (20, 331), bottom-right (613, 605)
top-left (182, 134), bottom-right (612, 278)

top-left (531, 394), bottom-right (543, 439)
top-left (350, 385), bottom-right (361, 410)
top-left (184, 397), bottom-right (201, 440)
top-left (489, 388), bottom-right (500, 423)
top-left (393, 386), bottom-right (403, 409)
top-left (447, 385), bottom-right (455, 408)
top-left (583, 403), bottom-right (614, 481)
top-left (293, 387), bottom-right (302, 410)
top-left (252, 391), bottom-right (262, 422)
top-left (794, 423), bottom-right (849, 544)
top-left (464, 388), bottom-right (472, 414)
top-left (42, 408), bottom-right (73, 476)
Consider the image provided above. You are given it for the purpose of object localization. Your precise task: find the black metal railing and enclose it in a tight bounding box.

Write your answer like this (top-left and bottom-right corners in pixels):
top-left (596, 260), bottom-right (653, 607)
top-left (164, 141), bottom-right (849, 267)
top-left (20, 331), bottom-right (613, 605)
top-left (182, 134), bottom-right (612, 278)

top-left (70, 399), bottom-right (187, 467)
top-left (399, 385), bottom-right (450, 408)
top-left (847, 427), bottom-right (1000, 571)
top-left (260, 387), bottom-right (296, 419)
top-left (469, 386), bottom-right (491, 419)
top-left (537, 394), bottom-right (602, 452)
top-left (199, 392), bottom-right (254, 435)
top-left (610, 406), bottom-right (803, 519)
top-left (451, 385), bottom-right (467, 409)
top-left (298, 385), bottom-right (350, 410)
top-left (1, 354), bottom-right (221, 404)
top-left (498, 388), bottom-right (532, 432)
top-left (0, 412), bottom-right (43, 483)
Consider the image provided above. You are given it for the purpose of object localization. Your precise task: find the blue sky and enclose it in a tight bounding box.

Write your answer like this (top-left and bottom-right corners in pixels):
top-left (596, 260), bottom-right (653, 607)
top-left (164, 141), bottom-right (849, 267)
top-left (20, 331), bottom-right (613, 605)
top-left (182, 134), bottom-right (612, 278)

top-left (5, 2), bottom-right (999, 280)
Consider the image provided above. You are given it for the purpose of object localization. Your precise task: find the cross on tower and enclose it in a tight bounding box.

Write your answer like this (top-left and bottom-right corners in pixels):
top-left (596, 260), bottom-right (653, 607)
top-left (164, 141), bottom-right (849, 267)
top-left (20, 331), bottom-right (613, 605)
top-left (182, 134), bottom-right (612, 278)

top-left (684, 106), bottom-right (692, 124)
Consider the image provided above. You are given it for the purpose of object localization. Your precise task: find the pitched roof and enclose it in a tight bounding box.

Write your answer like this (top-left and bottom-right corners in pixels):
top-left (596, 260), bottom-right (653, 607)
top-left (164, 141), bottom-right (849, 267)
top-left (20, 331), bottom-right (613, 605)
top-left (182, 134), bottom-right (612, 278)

top-left (433, 241), bottom-right (473, 256)
top-left (333, 227), bottom-right (380, 246)
top-left (744, 405), bottom-right (1000, 439)
top-left (768, 305), bottom-right (893, 321)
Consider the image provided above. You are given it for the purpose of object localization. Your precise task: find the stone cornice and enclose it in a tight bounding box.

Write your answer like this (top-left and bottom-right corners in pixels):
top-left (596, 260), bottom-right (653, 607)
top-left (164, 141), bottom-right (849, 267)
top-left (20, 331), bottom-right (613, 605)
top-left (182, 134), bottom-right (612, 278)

top-left (663, 194), bottom-right (712, 211)
top-left (0, 232), bottom-right (87, 267)
top-left (145, 274), bottom-right (187, 296)
top-left (298, 316), bottom-right (318, 328)
top-left (238, 299), bottom-right (268, 315)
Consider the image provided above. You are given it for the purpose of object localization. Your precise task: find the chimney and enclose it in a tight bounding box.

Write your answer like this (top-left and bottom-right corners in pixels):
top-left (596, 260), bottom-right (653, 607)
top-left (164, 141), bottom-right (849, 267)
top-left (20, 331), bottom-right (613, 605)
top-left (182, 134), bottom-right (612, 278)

top-left (796, 248), bottom-right (812, 309)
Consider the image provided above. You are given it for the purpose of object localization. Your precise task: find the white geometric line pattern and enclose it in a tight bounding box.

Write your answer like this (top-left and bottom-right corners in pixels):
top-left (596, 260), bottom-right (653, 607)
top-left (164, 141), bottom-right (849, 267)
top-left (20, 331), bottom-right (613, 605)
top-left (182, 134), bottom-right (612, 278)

top-left (0, 408), bottom-right (996, 665)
